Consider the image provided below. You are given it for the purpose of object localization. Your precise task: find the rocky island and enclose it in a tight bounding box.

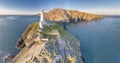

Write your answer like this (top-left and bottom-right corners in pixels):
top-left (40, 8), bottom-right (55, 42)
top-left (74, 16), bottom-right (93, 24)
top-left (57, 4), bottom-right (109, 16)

top-left (5, 8), bottom-right (102, 63)
top-left (37, 8), bottom-right (102, 22)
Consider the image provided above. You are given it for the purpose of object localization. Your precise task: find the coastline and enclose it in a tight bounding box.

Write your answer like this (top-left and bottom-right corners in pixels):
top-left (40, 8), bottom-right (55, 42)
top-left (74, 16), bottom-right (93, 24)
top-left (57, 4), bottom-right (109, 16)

top-left (5, 22), bottom-right (85, 63)
top-left (2, 9), bottom-right (102, 63)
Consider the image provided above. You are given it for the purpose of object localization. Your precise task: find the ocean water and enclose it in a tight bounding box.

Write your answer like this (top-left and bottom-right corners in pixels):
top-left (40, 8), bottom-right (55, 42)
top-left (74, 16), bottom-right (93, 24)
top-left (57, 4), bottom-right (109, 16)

top-left (67, 16), bottom-right (120, 63)
top-left (0, 15), bottom-right (120, 63)
top-left (0, 15), bottom-right (39, 63)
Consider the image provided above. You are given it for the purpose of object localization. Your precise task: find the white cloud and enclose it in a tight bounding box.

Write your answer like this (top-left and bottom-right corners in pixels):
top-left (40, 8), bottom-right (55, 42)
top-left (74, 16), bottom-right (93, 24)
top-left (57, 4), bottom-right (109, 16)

top-left (0, 7), bottom-right (120, 15)
top-left (0, 7), bottom-right (39, 15)
top-left (81, 9), bottom-right (120, 15)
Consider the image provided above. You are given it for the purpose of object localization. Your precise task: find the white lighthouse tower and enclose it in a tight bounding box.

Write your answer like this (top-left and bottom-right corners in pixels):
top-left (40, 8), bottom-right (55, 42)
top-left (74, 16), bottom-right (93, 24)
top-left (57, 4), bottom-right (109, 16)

top-left (39, 9), bottom-right (45, 29)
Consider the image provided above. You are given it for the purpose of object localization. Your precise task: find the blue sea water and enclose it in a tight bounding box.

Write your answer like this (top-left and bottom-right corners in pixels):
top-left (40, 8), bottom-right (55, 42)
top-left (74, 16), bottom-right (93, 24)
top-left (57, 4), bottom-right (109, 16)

top-left (0, 15), bottom-right (120, 63)
top-left (67, 16), bottom-right (120, 63)
top-left (0, 15), bottom-right (39, 63)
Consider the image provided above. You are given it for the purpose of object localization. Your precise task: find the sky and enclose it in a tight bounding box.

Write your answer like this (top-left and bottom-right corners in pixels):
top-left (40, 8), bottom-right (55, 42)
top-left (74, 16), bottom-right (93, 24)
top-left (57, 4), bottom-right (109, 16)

top-left (0, 0), bottom-right (120, 15)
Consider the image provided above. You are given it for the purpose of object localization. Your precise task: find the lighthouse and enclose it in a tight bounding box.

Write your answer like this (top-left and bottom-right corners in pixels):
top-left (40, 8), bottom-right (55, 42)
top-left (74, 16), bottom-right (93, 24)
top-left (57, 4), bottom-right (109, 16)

top-left (39, 9), bottom-right (45, 29)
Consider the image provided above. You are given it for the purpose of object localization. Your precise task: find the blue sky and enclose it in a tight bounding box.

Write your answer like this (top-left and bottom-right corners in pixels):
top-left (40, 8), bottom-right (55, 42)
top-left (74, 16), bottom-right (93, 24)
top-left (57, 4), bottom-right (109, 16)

top-left (0, 0), bottom-right (120, 15)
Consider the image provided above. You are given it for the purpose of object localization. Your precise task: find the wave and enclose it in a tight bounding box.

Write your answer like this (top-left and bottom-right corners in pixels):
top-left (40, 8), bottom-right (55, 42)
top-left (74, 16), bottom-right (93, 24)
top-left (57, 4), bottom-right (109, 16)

top-left (0, 16), bottom-right (17, 22)
top-left (3, 54), bottom-right (14, 63)
top-left (0, 16), bottom-right (17, 21)
top-left (6, 16), bottom-right (17, 19)
top-left (0, 19), bottom-right (4, 21)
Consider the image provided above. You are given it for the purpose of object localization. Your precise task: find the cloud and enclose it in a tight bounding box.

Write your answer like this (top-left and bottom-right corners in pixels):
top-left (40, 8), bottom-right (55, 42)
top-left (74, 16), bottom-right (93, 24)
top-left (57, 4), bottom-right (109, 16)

top-left (0, 7), bottom-right (120, 15)
top-left (81, 8), bottom-right (120, 15)
top-left (0, 7), bottom-right (39, 15)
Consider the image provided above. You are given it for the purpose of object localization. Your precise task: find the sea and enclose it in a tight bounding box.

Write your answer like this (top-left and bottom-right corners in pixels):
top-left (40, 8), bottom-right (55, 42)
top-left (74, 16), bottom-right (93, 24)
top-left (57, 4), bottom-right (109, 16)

top-left (0, 15), bottom-right (120, 63)
top-left (0, 15), bottom-right (39, 63)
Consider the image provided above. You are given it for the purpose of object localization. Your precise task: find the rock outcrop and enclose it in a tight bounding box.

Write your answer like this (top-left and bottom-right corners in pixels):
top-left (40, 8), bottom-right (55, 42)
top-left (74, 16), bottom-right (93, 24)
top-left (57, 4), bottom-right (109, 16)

top-left (16, 22), bottom-right (39, 49)
top-left (10, 22), bottom-right (84, 63)
top-left (37, 8), bottom-right (102, 22)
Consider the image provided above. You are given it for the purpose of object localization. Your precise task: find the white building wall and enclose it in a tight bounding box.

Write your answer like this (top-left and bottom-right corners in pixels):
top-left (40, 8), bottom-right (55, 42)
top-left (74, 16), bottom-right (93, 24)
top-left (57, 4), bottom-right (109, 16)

top-left (39, 9), bottom-right (44, 29)
top-left (40, 9), bottom-right (44, 22)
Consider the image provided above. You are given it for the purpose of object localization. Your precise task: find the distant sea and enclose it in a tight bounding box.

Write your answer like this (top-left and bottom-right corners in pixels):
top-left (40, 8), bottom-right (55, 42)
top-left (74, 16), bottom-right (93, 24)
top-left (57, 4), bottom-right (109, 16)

top-left (0, 15), bottom-right (120, 63)
top-left (67, 16), bottom-right (120, 63)
top-left (0, 15), bottom-right (39, 63)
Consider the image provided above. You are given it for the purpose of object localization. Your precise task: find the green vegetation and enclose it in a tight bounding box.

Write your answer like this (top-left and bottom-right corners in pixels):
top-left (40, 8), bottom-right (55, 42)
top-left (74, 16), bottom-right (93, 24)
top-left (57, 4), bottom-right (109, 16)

top-left (42, 25), bottom-right (61, 33)
top-left (41, 25), bottom-right (61, 39)
top-left (40, 31), bottom-right (56, 39)
top-left (41, 23), bottom-right (70, 39)
top-left (27, 22), bottom-right (70, 39)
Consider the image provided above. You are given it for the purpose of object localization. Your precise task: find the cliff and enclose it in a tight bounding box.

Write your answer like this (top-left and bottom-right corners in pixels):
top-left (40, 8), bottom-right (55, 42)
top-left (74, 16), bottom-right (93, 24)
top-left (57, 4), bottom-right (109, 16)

top-left (10, 22), bottom-right (84, 63)
top-left (37, 8), bottom-right (102, 22)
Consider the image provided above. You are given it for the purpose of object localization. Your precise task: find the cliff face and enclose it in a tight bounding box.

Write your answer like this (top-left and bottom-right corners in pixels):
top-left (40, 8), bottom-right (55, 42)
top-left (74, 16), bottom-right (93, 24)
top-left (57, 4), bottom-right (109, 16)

top-left (38, 8), bottom-right (102, 22)
top-left (11, 22), bottom-right (84, 63)
top-left (16, 22), bottom-right (39, 49)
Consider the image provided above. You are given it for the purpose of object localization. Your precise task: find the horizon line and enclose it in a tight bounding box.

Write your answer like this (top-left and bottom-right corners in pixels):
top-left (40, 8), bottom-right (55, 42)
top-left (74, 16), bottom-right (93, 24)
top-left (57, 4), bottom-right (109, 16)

top-left (0, 8), bottom-right (120, 15)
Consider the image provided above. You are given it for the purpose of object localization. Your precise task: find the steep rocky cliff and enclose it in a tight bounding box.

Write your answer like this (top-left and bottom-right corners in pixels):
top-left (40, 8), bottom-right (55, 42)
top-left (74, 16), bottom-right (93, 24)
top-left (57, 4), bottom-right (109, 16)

top-left (37, 8), bottom-right (102, 22)
top-left (10, 22), bottom-right (85, 63)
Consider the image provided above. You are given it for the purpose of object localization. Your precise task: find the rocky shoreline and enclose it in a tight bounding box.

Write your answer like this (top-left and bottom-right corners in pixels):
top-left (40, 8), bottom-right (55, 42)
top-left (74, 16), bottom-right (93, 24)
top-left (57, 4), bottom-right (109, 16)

top-left (4, 22), bottom-right (85, 63)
